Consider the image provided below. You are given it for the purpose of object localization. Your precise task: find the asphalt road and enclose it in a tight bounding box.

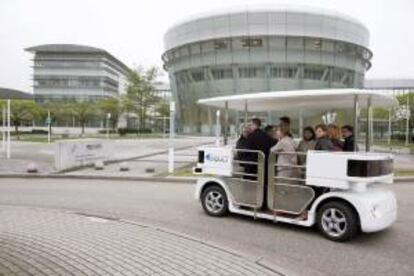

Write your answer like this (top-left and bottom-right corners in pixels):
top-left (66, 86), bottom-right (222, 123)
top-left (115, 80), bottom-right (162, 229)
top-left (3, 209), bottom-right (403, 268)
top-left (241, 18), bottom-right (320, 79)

top-left (0, 178), bottom-right (412, 276)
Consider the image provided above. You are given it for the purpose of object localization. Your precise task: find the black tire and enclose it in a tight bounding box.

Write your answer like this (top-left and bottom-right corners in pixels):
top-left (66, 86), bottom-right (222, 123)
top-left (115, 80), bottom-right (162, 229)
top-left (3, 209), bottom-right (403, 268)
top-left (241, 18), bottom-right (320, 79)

top-left (316, 201), bottom-right (359, 242)
top-left (201, 185), bottom-right (228, 217)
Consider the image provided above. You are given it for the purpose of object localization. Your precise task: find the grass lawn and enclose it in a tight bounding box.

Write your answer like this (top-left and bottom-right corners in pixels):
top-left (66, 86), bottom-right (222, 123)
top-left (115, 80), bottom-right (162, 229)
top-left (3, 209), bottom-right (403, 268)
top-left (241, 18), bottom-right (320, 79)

top-left (374, 140), bottom-right (414, 150)
top-left (395, 170), bottom-right (414, 177)
top-left (170, 167), bottom-right (195, 177)
top-left (11, 133), bottom-right (168, 143)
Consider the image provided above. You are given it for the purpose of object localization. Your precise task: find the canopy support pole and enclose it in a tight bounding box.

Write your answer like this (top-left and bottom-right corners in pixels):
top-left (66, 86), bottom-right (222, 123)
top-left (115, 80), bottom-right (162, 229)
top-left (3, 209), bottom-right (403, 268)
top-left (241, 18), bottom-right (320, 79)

top-left (207, 107), bottom-right (212, 136)
top-left (388, 108), bottom-right (392, 146)
top-left (365, 96), bottom-right (372, 152)
top-left (298, 110), bottom-right (303, 138)
top-left (215, 110), bottom-right (221, 146)
top-left (353, 95), bottom-right (359, 152)
top-left (224, 101), bottom-right (229, 146)
top-left (244, 100), bottom-right (248, 123)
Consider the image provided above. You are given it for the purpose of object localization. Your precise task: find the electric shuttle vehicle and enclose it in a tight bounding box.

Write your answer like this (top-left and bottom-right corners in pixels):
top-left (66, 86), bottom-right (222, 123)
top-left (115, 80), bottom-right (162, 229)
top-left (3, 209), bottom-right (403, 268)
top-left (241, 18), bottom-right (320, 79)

top-left (193, 89), bottom-right (398, 242)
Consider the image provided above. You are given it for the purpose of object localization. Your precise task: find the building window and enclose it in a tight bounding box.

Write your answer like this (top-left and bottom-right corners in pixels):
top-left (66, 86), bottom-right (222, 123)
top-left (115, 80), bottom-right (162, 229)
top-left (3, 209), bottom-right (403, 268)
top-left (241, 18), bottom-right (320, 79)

top-left (33, 60), bottom-right (100, 69)
top-left (214, 40), bottom-right (228, 50)
top-left (191, 70), bottom-right (205, 82)
top-left (239, 67), bottom-right (265, 78)
top-left (241, 38), bottom-right (263, 48)
top-left (271, 66), bottom-right (297, 78)
top-left (332, 69), bottom-right (346, 83)
top-left (175, 72), bottom-right (188, 85)
top-left (304, 66), bottom-right (325, 81)
top-left (211, 68), bottom-right (233, 80)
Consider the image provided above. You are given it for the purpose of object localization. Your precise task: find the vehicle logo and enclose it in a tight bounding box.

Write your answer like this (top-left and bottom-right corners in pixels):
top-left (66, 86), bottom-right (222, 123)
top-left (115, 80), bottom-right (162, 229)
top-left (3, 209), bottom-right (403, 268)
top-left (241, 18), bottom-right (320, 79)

top-left (205, 153), bottom-right (229, 163)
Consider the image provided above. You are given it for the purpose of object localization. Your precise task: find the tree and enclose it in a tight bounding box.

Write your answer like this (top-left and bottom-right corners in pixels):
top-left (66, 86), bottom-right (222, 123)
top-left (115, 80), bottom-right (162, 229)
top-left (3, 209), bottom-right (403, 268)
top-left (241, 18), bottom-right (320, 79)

top-left (0, 100), bottom-right (41, 140)
top-left (96, 97), bottom-right (122, 130)
top-left (67, 101), bottom-right (98, 136)
top-left (154, 98), bottom-right (170, 118)
top-left (396, 92), bottom-right (414, 142)
top-left (125, 67), bottom-right (159, 131)
top-left (40, 101), bottom-right (72, 135)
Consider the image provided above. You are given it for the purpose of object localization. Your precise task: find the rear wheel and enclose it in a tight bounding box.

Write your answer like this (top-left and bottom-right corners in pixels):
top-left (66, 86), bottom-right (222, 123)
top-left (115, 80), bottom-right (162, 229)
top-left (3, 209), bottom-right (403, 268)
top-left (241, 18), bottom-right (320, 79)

top-left (316, 201), bottom-right (359, 242)
top-left (201, 185), bottom-right (228, 217)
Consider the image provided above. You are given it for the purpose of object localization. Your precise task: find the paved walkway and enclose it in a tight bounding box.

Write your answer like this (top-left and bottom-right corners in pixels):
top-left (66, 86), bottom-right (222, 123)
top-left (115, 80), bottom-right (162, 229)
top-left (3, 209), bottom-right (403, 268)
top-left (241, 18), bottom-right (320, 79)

top-left (65, 147), bottom-right (197, 177)
top-left (0, 206), bottom-right (280, 276)
top-left (0, 137), bottom-right (214, 174)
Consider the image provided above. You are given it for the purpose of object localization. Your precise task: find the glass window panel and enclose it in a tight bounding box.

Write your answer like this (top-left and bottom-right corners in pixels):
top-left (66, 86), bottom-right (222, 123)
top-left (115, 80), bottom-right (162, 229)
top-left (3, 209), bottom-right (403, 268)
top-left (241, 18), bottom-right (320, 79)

top-left (211, 68), bottom-right (233, 80)
top-left (191, 70), bottom-right (205, 82)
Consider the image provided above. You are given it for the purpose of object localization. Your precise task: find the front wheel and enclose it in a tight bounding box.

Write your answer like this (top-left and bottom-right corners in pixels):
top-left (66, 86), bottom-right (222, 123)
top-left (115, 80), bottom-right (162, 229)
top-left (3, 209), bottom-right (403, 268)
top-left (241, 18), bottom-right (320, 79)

top-left (316, 201), bottom-right (359, 242)
top-left (201, 185), bottom-right (228, 217)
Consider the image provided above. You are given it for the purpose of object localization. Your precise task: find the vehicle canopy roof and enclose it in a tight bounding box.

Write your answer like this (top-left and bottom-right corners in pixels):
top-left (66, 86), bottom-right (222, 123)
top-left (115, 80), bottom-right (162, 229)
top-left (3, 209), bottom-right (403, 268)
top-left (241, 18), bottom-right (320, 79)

top-left (197, 89), bottom-right (398, 112)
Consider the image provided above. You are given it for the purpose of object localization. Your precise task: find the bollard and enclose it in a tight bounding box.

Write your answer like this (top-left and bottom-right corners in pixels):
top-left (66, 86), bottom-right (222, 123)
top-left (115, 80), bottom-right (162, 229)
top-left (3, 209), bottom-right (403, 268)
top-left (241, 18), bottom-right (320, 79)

top-left (119, 162), bottom-right (129, 172)
top-left (94, 160), bottom-right (104, 170)
top-left (145, 168), bottom-right (155, 173)
top-left (27, 162), bottom-right (38, 173)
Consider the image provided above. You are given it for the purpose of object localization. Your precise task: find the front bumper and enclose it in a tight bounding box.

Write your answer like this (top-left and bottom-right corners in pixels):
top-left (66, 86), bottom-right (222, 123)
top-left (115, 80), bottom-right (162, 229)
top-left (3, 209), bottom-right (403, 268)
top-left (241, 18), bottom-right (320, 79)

top-left (358, 189), bottom-right (397, 233)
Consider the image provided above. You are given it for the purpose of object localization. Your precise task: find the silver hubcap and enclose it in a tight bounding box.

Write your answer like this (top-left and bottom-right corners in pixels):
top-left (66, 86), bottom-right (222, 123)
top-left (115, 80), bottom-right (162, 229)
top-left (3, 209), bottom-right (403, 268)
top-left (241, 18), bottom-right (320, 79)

top-left (205, 191), bottom-right (224, 213)
top-left (321, 208), bottom-right (347, 237)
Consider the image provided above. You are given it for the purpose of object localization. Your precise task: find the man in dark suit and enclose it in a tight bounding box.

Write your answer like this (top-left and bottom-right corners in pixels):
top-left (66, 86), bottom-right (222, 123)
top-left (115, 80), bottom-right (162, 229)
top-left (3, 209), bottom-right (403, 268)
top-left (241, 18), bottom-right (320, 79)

top-left (244, 118), bottom-right (274, 209)
top-left (341, 125), bottom-right (357, 152)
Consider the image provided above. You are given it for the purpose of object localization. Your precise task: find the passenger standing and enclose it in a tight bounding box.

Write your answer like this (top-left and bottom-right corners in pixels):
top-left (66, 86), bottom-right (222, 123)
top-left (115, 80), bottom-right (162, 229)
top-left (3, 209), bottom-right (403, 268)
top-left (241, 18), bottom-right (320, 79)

top-left (245, 118), bottom-right (273, 208)
top-left (236, 123), bottom-right (252, 150)
top-left (341, 125), bottom-right (358, 151)
top-left (271, 117), bottom-right (300, 181)
top-left (245, 118), bottom-right (274, 160)
top-left (327, 124), bottom-right (344, 151)
top-left (314, 124), bottom-right (334, 151)
top-left (235, 123), bottom-right (253, 165)
top-left (264, 125), bottom-right (278, 147)
top-left (296, 126), bottom-right (316, 165)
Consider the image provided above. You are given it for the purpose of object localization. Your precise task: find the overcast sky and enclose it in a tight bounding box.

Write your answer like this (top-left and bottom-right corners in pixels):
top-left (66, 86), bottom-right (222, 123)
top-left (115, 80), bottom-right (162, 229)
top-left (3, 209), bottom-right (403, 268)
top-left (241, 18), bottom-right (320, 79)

top-left (0, 0), bottom-right (413, 92)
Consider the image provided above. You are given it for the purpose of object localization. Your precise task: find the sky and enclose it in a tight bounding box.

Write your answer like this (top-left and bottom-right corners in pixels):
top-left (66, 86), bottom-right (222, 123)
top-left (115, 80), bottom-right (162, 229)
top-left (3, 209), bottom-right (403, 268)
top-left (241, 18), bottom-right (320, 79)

top-left (0, 0), bottom-right (413, 92)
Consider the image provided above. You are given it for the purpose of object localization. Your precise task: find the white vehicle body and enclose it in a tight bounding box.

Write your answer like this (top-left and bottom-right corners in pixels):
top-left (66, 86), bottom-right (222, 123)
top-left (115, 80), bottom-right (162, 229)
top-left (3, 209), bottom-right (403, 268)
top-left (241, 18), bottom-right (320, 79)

top-left (193, 89), bottom-right (399, 241)
top-left (194, 146), bottom-right (397, 234)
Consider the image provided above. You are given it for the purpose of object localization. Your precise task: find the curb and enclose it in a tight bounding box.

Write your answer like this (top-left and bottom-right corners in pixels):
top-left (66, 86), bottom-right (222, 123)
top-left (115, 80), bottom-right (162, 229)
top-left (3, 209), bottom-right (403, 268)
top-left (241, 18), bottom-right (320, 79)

top-left (394, 176), bottom-right (414, 183)
top-left (0, 173), bottom-right (197, 184)
top-left (0, 173), bottom-right (412, 183)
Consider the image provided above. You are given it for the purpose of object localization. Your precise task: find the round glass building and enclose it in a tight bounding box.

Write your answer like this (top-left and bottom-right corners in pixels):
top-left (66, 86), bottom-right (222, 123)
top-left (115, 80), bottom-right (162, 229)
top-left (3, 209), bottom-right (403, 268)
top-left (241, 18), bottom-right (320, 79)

top-left (162, 6), bottom-right (372, 134)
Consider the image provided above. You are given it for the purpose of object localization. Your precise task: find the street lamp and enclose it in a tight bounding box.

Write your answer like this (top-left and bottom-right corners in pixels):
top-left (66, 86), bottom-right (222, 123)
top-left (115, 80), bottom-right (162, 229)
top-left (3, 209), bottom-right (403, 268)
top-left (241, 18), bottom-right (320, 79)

top-left (106, 113), bottom-right (111, 140)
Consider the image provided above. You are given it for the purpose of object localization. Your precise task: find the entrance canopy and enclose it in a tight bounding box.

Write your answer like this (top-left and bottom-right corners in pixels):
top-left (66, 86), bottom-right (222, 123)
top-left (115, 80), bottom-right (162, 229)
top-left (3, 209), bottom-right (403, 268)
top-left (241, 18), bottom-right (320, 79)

top-left (197, 89), bottom-right (398, 112)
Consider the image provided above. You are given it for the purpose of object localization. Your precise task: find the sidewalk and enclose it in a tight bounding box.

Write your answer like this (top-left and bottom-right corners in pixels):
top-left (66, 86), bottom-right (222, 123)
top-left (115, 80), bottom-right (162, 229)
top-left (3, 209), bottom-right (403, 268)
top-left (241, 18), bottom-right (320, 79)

top-left (0, 137), bottom-right (214, 174)
top-left (0, 206), bottom-right (280, 276)
top-left (64, 146), bottom-right (197, 177)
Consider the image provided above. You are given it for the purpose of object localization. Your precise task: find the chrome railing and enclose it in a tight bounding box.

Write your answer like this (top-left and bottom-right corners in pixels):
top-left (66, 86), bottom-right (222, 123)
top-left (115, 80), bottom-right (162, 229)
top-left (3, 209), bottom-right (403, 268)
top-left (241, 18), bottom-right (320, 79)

top-left (228, 149), bottom-right (265, 210)
top-left (267, 151), bottom-right (315, 216)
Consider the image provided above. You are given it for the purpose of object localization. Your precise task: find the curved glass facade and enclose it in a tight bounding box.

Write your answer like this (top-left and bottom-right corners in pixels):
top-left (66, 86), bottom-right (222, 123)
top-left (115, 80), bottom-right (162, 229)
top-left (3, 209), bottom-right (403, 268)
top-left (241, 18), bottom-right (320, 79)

top-left (163, 8), bottom-right (372, 133)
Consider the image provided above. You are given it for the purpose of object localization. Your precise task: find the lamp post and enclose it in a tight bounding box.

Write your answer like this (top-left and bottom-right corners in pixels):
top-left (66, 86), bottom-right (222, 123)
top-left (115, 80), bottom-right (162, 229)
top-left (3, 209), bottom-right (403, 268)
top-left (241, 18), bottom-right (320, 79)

top-left (6, 99), bottom-right (11, 159)
top-left (405, 94), bottom-right (410, 146)
top-left (168, 102), bottom-right (175, 174)
top-left (215, 110), bottom-right (221, 146)
top-left (106, 113), bottom-right (111, 140)
top-left (2, 104), bottom-right (5, 152)
top-left (47, 110), bottom-right (51, 144)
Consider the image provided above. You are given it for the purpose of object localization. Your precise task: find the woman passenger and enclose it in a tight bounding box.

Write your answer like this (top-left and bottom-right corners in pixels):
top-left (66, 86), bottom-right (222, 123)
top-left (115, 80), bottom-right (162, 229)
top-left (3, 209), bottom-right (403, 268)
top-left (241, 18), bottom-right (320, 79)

top-left (327, 124), bottom-right (344, 151)
top-left (271, 117), bottom-right (299, 181)
top-left (296, 126), bottom-right (316, 165)
top-left (314, 124), bottom-right (334, 151)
